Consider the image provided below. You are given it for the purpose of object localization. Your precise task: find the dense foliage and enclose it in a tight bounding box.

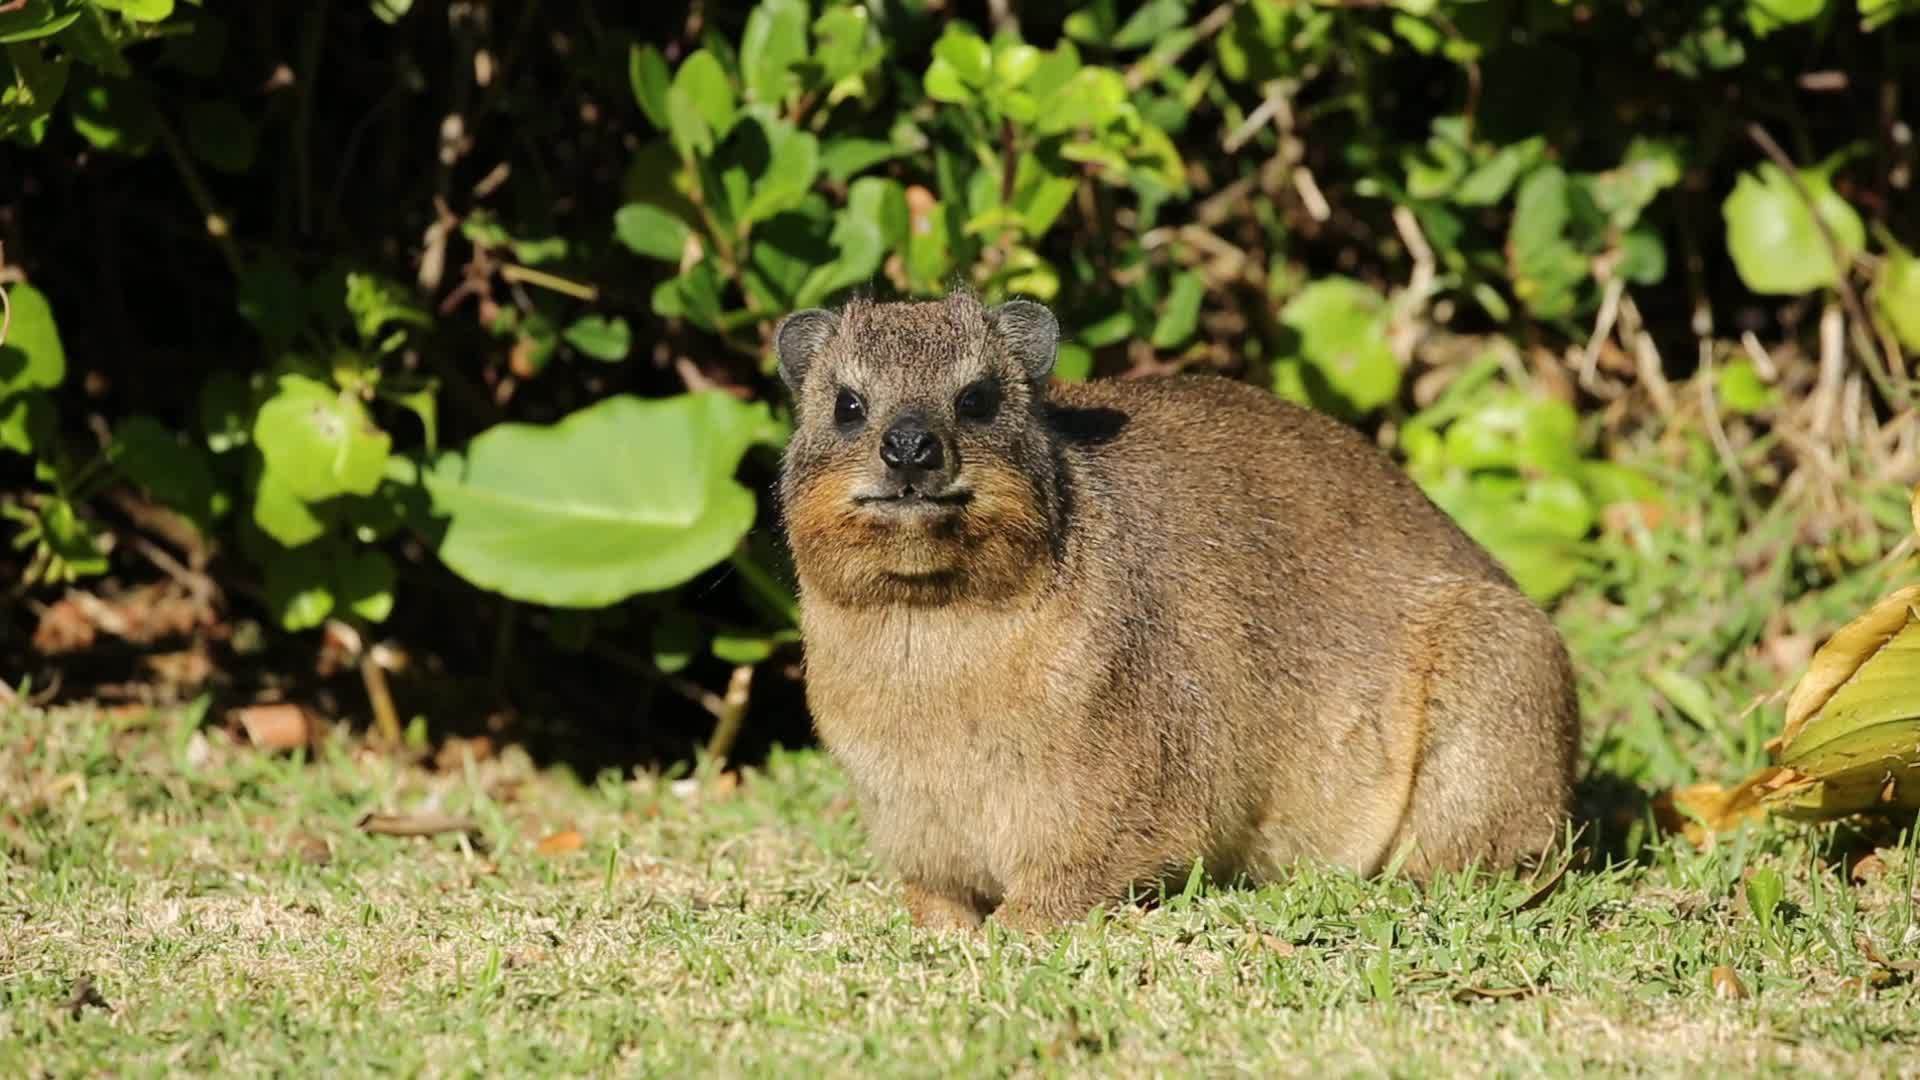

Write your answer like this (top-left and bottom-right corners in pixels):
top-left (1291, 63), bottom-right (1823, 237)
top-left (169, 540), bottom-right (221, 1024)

top-left (1, 0), bottom-right (1915, 747)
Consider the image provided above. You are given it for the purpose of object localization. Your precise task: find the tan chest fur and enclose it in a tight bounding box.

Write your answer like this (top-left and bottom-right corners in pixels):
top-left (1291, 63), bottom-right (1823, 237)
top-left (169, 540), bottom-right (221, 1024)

top-left (798, 595), bottom-right (1098, 897)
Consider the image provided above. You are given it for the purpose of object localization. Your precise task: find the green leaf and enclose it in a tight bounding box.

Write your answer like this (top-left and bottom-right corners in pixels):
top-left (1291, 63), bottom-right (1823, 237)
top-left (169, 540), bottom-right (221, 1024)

top-left (1113, 0), bottom-right (1189, 50)
top-left (614, 201), bottom-right (692, 263)
top-left (628, 43), bottom-right (671, 130)
top-left (667, 49), bottom-right (735, 161)
top-left (796, 176), bottom-right (902, 307)
top-left (1278, 277), bottom-right (1402, 414)
top-left (1716, 358), bottom-right (1779, 414)
top-left (742, 120), bottom-right (821, 224)
top-left (111, 415), bottom-right (220, 528)
top-left (740, 0), bottom-right (807, 106)
top-left (343, 272), bottom-right (431, 344)
top-left (252, 466), bottom-right (328, 547)
top-left (1441, 391), bottom-right (1582, 476)
top-left (1150, 271), bottom-right (1205, 349)
top-left (1507, 166), bottom-right (1589, 320)
top-left (932, 25), bottom-right (991, 88)
top-left (1745, 867), bottom-right (1784, 936)
top-left (423, 392), bottom-right (780, 607)
top-left (0, 281), bottom-right (66, 398)
top-left (0, 2), bottom-right (83, 44)
top-left (253, 374), bottom-right (392, 502)
top-left (813, 5), bottom-right (884, 86)
top-left (1874, 242), bottom-right (1920, 353)
top-left (370, 0), bottom-right (414, 25)
top-left (336, 548), bottom-right (396, 623)
top-left (263, 542), bottom-right (336, 632)
top-left (92, 0), bottom-right (174, 21)
top-left (562, 315), bottom-right (631, 362)
top-left (184, 99), bottom-right (257, 174)
top-left (1722, 163), bottom-right (1866, 295)
top-left (0, 392), bottom-right (52, 455)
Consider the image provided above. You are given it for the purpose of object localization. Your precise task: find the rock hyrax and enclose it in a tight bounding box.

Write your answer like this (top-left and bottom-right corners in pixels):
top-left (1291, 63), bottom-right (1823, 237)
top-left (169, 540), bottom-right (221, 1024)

top-left (774, 289), bottom-right (1580, 932)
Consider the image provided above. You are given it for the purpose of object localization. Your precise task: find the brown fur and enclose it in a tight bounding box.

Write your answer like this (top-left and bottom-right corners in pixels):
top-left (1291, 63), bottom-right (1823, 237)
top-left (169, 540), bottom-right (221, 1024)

top-left (774, 290), bottom-right (1580, 932)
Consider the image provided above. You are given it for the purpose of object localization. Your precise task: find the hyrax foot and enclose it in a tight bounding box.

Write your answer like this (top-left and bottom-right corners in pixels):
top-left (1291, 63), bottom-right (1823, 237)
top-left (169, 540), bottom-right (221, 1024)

top-left (904, 882), bottom-right (986, 932)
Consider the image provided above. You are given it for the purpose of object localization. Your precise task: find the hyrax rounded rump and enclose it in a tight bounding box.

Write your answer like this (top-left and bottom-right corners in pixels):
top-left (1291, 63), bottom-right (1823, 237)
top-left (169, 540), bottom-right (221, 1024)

top-left (774, 289), bottom-right (1580, 932)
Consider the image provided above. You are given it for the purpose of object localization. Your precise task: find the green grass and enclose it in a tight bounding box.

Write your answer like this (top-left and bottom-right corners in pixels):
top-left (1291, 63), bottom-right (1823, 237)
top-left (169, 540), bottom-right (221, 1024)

top-left (5, 447), bottom-right (1920, 1076)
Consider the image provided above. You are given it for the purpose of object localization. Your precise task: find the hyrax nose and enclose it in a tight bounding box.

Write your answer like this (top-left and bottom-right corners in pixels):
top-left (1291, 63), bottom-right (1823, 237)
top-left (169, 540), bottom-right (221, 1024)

top-left (879, 418), bottom-right (943, 473)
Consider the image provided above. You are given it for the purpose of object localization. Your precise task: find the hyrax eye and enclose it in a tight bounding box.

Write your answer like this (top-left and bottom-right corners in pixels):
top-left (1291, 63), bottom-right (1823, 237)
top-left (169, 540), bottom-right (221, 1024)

top-left (833, 388), bottom-right (866, 430)
top-left (955, 380), bottom-right (1001, 423)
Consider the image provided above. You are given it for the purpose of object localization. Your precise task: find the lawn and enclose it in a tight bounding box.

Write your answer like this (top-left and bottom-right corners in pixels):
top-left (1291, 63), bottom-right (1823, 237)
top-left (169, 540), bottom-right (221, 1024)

top-left (5, 457), bottom-right (1920, 1077)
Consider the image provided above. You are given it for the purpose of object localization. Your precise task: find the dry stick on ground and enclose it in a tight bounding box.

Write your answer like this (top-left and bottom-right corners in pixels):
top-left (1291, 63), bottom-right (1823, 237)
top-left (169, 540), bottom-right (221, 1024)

top-left (1617, 294), bottom-right (1677, 416)
top-left (0, 275), bottom-right (10, 348)
top-left (1744, 123), bottom-right (1905, 407)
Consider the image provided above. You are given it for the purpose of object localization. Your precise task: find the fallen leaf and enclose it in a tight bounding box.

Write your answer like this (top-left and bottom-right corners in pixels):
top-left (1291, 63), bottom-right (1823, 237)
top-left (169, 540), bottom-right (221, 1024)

top-left (1778, 584), bottom-right (1920, 747)
top-left (434, 734), bottom-right (496, 771)
top-left (289, 831), bottom-right (332, 866)
top-left (1653, 769), bottom-right (1790, 847)
top-left (1709, 965), bottom-right (1748, 999)
top-left (535, 829), bottom-right (585, 856)
top-left (235, 703), bottom-right (324, 751)
top-left (1859, 934), bottom-right (1920, 973)
top-left (356, 811), bottom-right (480, 839)
top-left (1600, 500), bottom-right (1666, 534)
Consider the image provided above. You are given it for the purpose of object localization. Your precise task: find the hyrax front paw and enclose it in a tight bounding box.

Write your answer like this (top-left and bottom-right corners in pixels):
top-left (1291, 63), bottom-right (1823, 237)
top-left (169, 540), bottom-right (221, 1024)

top-left (904, 883), bottom-right (985, 932)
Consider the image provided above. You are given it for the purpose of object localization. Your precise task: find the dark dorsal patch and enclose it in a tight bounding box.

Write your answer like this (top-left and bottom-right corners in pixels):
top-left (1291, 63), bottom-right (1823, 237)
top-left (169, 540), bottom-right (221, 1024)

top-left (1044, 404), bottom-right (1129, 448)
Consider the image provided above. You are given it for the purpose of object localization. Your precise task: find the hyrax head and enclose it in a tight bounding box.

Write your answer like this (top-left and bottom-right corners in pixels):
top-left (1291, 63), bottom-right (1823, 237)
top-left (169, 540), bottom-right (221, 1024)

top-left (774, 290), bottom-right (1061, 608)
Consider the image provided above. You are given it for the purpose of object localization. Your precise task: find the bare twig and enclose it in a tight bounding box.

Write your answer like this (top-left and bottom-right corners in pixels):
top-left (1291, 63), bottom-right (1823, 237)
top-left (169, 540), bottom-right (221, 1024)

top-left (1580, 277), bottom-right (1626, 392)
top-left (1745, 122), bottom-right (1903, 406)
top-left (1223, 87), bottom-right (1288, 154)
top-left (1618, 294), bottom-right (1675, 415)
top-left (1697, 340), bottom-right (1753, 514)
top-left (1811, 302), bottom-right (1847, 440)
top-left (150, 111), bottom-right (243, 275)
top-left (1740, 331), bottom-right (1779, 381)
top-left (497, 263), bottom-right (598, 302)
top-left (703, 664), bottom-right (756, 766)
top-left (0, 277), bottom-right (10, 349)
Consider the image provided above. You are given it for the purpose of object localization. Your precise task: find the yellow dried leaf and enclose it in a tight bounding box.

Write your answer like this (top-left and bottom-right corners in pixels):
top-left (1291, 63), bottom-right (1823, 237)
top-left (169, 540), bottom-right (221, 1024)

top-left (1656, 768), bottom-right (1789, 847)
top-left (1778, 585), bottom-right (1920, 748)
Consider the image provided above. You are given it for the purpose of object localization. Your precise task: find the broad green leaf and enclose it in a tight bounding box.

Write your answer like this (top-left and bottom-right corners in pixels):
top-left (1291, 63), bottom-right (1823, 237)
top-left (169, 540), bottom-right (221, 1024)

top-left (1453, 140), bottom-right (1542, 207)
top-left (1150, 271), bottom-right (1205, 349)
top-left (1716, 358), bottom-right (1779, 413)
top-left (1113, 0), bottom-right (1189, 50)
top-left (1278, 277), bottom-right (1401, 414)
top-left (184, 99), bottom-right (257, 174)
top-left (742, 120), bottom-right (820, 224)
top-left (740, 0), bottom-right (807, 105)
top-left (252, 466), bottom-right (328, 546)
top-left (1747, 0), bottom-right (1826, 34)
top-left (1874, 243), bottom-right (1920, 353)
top-left (92, 0), bottom-right (173, 21)
top-left (628, 43), bottom-right (671, 130)
top-left (1053, 342), bottom-right (1093, 382)
top-left (797, 176), bottom-right (902, 306)
top-left (667, 49), bottom-right (734, 161)
top-left (0, 2), bottom-right (83, 44)
top-left (1508, 165), bottom-right (1588, 319)
top-left (1772, 591), bottom-right (1920, 811)
top-left (994, 43), bottom-right (1042, 88)
top-left (0, 392), bottom-right (51, 455)
top-left (253, 374), bottom-right (391, 502)
top-left (111, 415), bottom-right (220, 528)
top-left (651, 261), bottom-right (726, 331)
top-left (562, 314), bottom-right (631, 362)
top-left (931, 25), bottom-right (991, 88)
top-left (1441, 391), bottom-right (1582, 476)
top-left (343, 272), bottom-right (430, 346)
top-left (614, 201), bottom-right (692, 262)
top-left (1587, 138), bottom-right (1682, 229)
top-left (1722, 163), bottom-right (1865, 295)
top-left (370, 0), bottom-right (414, 24)
top-left (820, 135), bottom-right (901, 182)
top-left (0, 281), bottom-right (66, 397)
top-left (423, 391), bottom-right (779, 607)
top-left (813, 5), bottom-right (884, 86)
top-left (336, 548), bottom-right (396, 623)
top-left (263, 542), bottom-right (336, 631)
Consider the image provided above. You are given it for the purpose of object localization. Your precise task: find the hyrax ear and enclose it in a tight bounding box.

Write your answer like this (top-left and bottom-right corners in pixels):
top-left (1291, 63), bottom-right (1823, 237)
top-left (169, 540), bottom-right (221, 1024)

top-left (774, 308), bottom-right (840, 391)
top-left (989, 298), bottom-right (1059, 382)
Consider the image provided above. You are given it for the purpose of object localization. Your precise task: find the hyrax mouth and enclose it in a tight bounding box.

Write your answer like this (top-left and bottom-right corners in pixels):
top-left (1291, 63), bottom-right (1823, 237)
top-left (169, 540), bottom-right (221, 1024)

top-left (852, 487), bottom-right (973, 510)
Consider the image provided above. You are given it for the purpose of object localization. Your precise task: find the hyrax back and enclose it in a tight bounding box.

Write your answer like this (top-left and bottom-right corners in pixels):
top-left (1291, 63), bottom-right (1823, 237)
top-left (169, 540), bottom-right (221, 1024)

top-left (774, 290), bottom-right (1580, 932)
